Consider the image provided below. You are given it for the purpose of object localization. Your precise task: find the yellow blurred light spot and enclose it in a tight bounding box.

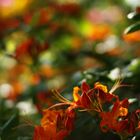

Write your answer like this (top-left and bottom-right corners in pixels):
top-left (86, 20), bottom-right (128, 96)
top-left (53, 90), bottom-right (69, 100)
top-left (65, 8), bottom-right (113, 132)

top-left (5, 31), bottom-right (27, 54)
top-left (79, 21), bottom-right (93, 37)
top-left (6, 39), bottom-right (16, 53)
top-left (79, 21), bottom-right (110, 41)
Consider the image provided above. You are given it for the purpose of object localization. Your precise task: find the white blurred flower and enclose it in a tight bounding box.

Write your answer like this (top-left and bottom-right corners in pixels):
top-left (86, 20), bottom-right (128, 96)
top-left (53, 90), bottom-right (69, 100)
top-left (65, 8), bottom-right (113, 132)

top-left (108, 67), bottom-right (121, 80)
top-left (96, 35), bottom-right (119, 54)
top-left (0, 56), bottom-right (16, 69)
top-left (16, 100), bottom-right (37, 115)
top-left (130, 58), bottom-right (139, 66)
top-left (125, 0), bottom-right (140, 8)
top-left (0, 83), bottom-right (13, 98)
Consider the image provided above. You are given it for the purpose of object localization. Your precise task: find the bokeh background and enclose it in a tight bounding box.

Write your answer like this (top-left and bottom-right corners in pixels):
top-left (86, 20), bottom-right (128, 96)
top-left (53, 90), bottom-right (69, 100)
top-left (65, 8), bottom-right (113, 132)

top-left (0, 0), bottom-right (140, 139)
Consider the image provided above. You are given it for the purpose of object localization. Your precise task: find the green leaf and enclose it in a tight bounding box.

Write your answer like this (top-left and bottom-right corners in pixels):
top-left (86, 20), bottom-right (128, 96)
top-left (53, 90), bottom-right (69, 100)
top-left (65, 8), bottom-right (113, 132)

top-left (124, 22), bottom-right (140, 34)
top-left (2, 114), bottom-right (17, 131)
top-left (30, 12), bottom-right (40, 27)
top-left (0, 113), bottom-right (19, 139)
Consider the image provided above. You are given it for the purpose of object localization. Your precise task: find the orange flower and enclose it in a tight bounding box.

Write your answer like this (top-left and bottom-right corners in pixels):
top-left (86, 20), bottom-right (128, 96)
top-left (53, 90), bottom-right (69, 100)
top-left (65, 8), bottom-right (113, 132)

top-left (123, 31), bottom-right (140, 42)
top-left (15, 38), bottom-right (49, 62)
top-left (6, 81), bottom-right (24, 100)
top-left (15, 38), bottom-right (32, 58)
top-left (52, 81), bottom-right (118, 113)
top-left (94, 82), bottom-right (108, 93)
top-left (127, 109), bottom-right (140, 135)
top-left (0, 0), bottom-right (32, 18)
top-left (23, 8), bottom-right (52, 26)
top-left (33, 125), bottom-right (69, 140)
top-left (0, 18), bottom-right (19, 37)
top-left (33, 109), bottom-right (75, 140)
top-left (100, 99), bottom-right (129, 133)
top-left (100, 100), bottom-right (140, 138)
top-left (94, 82), bottom-right (119, 104)
top-left (52, 3), bottom-right (80, 15)
top-left (88, 24), bottom-right (110, 41)
top-left (71, 81), bottom-right (101, 112)
top-left (40, 65), bottom-right (56, 78)
top-left (33, 126), bottom-right (48, 140)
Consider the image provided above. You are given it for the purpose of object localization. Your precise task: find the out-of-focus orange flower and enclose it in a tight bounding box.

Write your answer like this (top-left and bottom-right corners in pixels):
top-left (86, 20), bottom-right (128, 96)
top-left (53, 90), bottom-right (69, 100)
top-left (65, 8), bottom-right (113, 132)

top-left (23, 8), bottom-right (52, 26)
top-left (71, 37), bottom-right (83, 51)
top-left (40, 65), bottom-right (56, 78)
top-left (30, 74), bottom-right (40, 85)
top-left (123, 31), bottom-right (140, 42)
top-left (0, 0), bottom-right (32, 19)
top-left (9, 64), bottom-right (27, 78)
top-left (15, 38), bottom-right (32, 57)
top-left (33, 109), bottom-right (75, 140)
top-left (88, 24), bottom-right (110, 41)
top-left (7, 81), bottom-right (24, 100)
top-left (52, 3), bottom-right (80, 15)
top-left (106, 47), bottom-right (123, 56)
top-left (0, 18), bottom-right (19, 38)
top-left (15, 38), bottom-right (49, 62)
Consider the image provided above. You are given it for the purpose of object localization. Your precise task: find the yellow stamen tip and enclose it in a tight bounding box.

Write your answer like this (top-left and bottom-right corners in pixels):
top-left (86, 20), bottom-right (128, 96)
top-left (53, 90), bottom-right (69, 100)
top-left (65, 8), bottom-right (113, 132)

top-left (73, 86), bottom-right (80, 102)
top-left (118, 107), bottom-right (128, 117)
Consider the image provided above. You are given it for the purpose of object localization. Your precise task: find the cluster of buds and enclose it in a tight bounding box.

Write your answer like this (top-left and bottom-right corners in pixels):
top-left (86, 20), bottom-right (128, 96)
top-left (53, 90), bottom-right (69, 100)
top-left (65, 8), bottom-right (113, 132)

top-left (33, 81), bottom-right (140, 140)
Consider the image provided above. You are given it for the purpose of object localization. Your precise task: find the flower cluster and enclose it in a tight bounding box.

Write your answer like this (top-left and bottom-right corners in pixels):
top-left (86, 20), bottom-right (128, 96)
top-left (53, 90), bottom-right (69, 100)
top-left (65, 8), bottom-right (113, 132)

top-left (33, 109), bottom-right (75, 140)
top-left (33, 81), bottom-right (140, 140)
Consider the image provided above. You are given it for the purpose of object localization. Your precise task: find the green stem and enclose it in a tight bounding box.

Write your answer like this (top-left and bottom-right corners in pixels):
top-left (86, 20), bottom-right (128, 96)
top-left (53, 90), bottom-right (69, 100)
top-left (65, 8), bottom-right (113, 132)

top-left (120, 135), bottom-right (128, 140)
